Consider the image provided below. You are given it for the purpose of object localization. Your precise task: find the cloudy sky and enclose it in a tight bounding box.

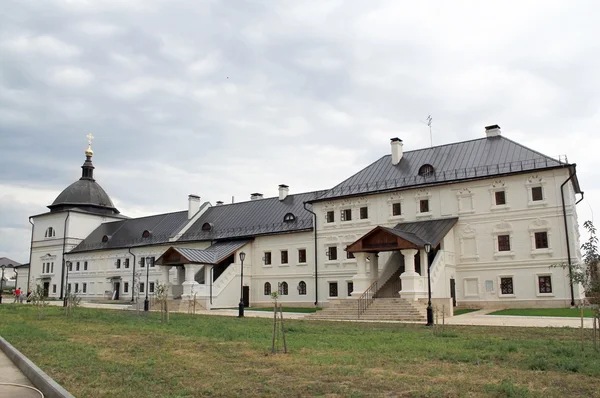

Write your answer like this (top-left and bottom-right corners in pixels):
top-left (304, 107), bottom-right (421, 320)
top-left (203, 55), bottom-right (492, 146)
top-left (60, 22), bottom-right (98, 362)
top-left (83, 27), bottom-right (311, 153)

top-left (1, 0), bottom-right (599, 263)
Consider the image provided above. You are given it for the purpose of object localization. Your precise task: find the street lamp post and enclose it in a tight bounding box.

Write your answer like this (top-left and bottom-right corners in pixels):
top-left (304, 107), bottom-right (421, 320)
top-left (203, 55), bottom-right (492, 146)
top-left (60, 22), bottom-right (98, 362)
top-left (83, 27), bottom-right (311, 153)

top-left (238, 252), bottom-right (246, 318)
top-left (144, 257), bottom-right (152, 312)
top-left (64, 261), bottom-right (71, 307)
top-left (0, 264), bottom-right (5, 304)
top-left (424, 243), bottom-right (433, 326)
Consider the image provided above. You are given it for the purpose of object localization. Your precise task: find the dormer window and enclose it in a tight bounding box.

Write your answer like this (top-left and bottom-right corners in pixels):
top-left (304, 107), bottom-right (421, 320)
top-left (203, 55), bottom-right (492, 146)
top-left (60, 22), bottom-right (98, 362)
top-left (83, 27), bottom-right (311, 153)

top-left (142, 230), bottom-right (151, 238)
top-left (45, 227), bottom-right (55, 238)
top-left (418, 164), bottom-right (435, 177)
top-left (102, 235), bottom-right (110, 243)
top-left (201, 222), bottom-right (213, 231)
top-left (283, 213), bottom-right (296, 222)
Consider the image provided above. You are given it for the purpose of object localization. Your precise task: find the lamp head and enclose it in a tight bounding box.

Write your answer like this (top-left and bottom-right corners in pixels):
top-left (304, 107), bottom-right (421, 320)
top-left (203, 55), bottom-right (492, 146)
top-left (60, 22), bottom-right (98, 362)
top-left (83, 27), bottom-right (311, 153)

top-left (424, 243), bottom-right (432, 253)
top-left (239, 251), bottom-right (246, 262)
top-left (146, 257), bottom-right (152, 266)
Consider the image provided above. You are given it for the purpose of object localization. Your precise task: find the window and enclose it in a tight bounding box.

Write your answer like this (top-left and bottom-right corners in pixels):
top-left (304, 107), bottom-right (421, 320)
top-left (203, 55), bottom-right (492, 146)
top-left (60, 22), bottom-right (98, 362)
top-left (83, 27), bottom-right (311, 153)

top-left (124, 282), bottom-right (129, 293)
top-left (360, 207), bottom-right (368, 219)
top-left (500, 277), bottom-right (514, 295)
top-left (140, 258), bottom-right (145, 268)
top-left (341, 209), bottom-right (352, 221)
top-left (538, 276), bottom-right (552, 294)
top-left (419, 199), bottom-right (429, 213)
top-left (392, 203), bottom-right (402, 216)
top-left (327, 246), bottom-right (338, 261)
top-left (498, 235), bottom-right (511, 252)
top-left (298, 249), bottom-right (307, 263)
top-left (495, 191), bottom-right (506, 205)
top-left (116, 259), bottom-right (121, 269)
top-left (281, 250), bottom-right (288, 264)
top-left (52, 284), bottom-right (56, 293)
top-left (329, 282), bottom-right (338, 297)
top-left (51, 262), bottom-right (54, 273)
top-left (102, 235), bottom-right (109, 243)
top-left (75, 283), bottom-right (79, 293)
top-left (326, 211), bottom-right (335, 223)
top-left (67, 284), bottom-right (72, 293)
top-left (76, 261), bottom-right (80, 271)
top-left (532, 186), bottom-right (543, 201)
top-left (201, 223), bottom-right (212, 231)
top-left (346, 251), bottom-right (355, 259)
top-left (149, 282), bottom-right (155, 293)
top-left (347, 282), bottom-right (354, 297)
top-left (83, 283), bottom-right (87, 293)
top-left (283, 213), bottom-right (296, 222)
top-left (298, 281), bottom-right (306, 295)
top-left (150, 257), bottom-right (155, 267)
top-left (279, 282), bottom-right (288, 295)
top-left (264, 282), bottom-right (271, 295)
top-left (45, 227), bottom-right (55, 238)
top-left (123, 259), bottom-right (128, 269)
top-left (84, 261), bottom-right (88, 271)
top-left (418, 164), bottom-right (434, 177)
top-left (142, 230), bottom-right (151, 238)
top-left (535, 232), bottom-right (548, 249)
top-left (139, 283), bottom-right (145, 293)
top-left (68, 262), bottom-right (73, 272)
top-left (263, 252), bottom-right (272, 265)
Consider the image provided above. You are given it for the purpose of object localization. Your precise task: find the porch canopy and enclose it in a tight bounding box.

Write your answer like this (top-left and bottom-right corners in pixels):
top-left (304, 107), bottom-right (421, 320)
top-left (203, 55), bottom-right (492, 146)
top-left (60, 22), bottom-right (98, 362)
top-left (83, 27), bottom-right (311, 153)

top-left (346, 217), bottom-right (458, 253)
top-left (155, 240), bottom-right (251, 266)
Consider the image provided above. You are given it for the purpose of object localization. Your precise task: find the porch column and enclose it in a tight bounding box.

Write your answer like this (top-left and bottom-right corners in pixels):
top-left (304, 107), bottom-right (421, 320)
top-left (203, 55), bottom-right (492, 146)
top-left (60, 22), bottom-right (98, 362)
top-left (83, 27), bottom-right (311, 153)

top-left (368, 253), bottom-right (379, 283)
top-left (162, 266), bottom-right (172, 298)
top-left (399, 249), bottom-right (426, 301)
top-left (351, 253), bottom-right (371, 297)
top-left (182, 263), bottom-right (200, 298)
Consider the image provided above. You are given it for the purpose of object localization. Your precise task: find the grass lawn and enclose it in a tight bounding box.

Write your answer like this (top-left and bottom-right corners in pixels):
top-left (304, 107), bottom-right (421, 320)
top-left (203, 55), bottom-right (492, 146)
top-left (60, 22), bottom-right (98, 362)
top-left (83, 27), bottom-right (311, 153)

top-left (489, 308), bottom-right (596, 318)
top-left (1, 305), bottom-right (600, 397)
top-left (247, 306), bottom-right (322, 313)
top-left (453, 308), bottom-right (480, 316)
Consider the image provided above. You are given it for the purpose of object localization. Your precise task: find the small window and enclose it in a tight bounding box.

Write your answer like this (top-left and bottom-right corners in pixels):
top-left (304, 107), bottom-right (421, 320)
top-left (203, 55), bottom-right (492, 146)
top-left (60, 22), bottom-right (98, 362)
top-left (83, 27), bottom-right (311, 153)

top-left (142, 230), bottom-right (151, 238)
top-left (139, 283), bottom-right (145, 293)
top-left (500, 277), bottom-right (514, 295)
top-left (329, 282), bottom-right (338, 297)
top-left (327, 246), bottom-right (338, 261)
top-left (420, 199), bottom-right (429, 213)
top-left (124, 282), bottom-right (129, 293)
top-left (298, 249), bottom-right (307, 263)
top-left (283, 213), bottom-right (296, 222)
top-left (52, 284), bottom-right (57, 293)
top-left (51, 262), bottom-right (54, 273)
top-left (360, 207), bottom-right (368, 219)
top-left (45, 227), bottom-right (55, 238)
top-left (281, 250), bottom-right (288, 264)
top-left (532, 186), bottom-right (543, 201)
top-left (346, 250), bottom-right (355, 259)
top-left (495, 191), bottom-right (506, 205)
top-left (279, 282), bottom-right (288, 295)
top-left (68, 262), bottom-right (73, 272)
top-left (498, 235), bottom-right (511, 252)
top-left (538, 276), bottom-right (552, 293)
top-left (263, 252), bottom-right (272, 265)
top-left (201, 223), bottom-right (213, 231)
top-left (116, 259), bottom-right (121, 269)
top-left (102, 235), bottom-right (109, 243)
top-left (84, 261), bottom-right (88, 271)
top-left (67, 283), bottom-right (72, 293)
top-left (75, 283), bottom-right (79, 293)
top-left (149, 282), bottom-right (155, 293)
top-left (150, 257), bottom-right (155, 267)
top-left (124, 259), bottom-right (129, 269)
top-left (83, 283), bottom-right (87, 293)
top-left (326, 211), bottom-right (335, 223)
top-left (418, 164), bottom-right (434, 177)
top-left (341, 209), bottom-right (352, 221)
top-left (76, 262), bottom-right (80, 271)
top-left (264, 282), bottom-right (271, 296)
top-left (140, 258), bottom-right (145, 268)
top-left (392, 203), bottom-right (402, 216)
top-left (347, 282), bottom-right (354, 297)
top-left (298, 281), bottom-right (307, 295)
top-left (535, 232), bottom-right (548, 249)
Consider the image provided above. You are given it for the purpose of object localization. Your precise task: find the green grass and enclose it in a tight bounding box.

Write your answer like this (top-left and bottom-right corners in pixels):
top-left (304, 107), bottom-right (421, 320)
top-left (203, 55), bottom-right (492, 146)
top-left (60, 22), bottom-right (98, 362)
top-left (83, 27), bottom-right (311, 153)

top-left (1, 305), bottom-right (600, 397)
top-left (489, 308), bottom-right (596, 318)
top-left (454, 308), bottom-right (480, 316)
top-left (247, 306), bottom-right (322, 313)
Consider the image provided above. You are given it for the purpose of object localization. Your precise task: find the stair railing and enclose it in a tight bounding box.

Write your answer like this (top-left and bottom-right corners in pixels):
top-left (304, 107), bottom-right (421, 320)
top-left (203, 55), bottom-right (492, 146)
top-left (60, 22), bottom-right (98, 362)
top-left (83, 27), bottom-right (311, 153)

top-left (357, 280), bottom-right (378, 319)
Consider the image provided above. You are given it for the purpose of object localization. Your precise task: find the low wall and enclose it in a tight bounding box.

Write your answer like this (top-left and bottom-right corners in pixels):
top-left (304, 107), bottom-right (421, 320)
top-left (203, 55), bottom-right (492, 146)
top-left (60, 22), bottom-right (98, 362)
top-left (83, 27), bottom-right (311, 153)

top-left (458, 298), bottom-right (579, 310)
top-left (418, 298), bottom-right (454, 317)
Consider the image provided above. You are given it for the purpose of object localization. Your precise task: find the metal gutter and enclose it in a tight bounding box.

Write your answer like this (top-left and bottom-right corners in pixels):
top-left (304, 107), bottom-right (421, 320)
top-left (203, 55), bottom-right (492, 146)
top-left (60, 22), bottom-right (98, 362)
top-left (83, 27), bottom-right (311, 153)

top-left (59, 211), bottom-right (70, 300)
top-left (303, 202), bottom-right (319, 306)
top-left (27, 217), bottom-right (34, 293)
top-left (128, 247), bottom-right (136, 302)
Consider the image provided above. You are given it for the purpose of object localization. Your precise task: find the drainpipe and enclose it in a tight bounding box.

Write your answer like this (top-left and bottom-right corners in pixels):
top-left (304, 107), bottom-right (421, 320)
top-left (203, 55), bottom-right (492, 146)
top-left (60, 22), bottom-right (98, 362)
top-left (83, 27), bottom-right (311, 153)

top-left (210, 266), bottom-right (214, 305)
top-left (59, 211), bottom-right (70, 300)
top-left (27, 217), bottom-right (34, 293)
top-left (304, 202), bottom-right (318, 306)
top-left (560, 167), bottom-right (584, 307)
top-left (128, 247), bottom-right (136, 302)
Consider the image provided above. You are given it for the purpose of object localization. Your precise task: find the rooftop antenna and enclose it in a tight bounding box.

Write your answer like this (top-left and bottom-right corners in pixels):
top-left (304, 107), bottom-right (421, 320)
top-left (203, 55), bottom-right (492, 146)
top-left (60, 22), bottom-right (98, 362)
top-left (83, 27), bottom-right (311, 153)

top-left (426, 115), bottom-right (433, 147)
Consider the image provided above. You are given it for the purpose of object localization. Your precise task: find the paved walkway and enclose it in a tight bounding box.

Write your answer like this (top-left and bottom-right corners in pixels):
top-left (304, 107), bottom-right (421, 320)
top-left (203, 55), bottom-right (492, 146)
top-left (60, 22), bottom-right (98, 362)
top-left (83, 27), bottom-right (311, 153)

top-left (0, 349), bottom-right (42, 397)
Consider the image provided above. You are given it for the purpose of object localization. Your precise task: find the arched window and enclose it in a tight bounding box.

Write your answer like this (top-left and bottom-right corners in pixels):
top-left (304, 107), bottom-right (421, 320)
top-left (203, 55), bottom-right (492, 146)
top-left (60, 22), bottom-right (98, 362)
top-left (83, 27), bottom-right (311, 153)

top-left (264, 282), bottom-right (271, 296)
top-left (142, 230), bottom-right (151, 238)
top-left (418, 164), bottom-right (435, 177)
top-left (298, 281), bottom-right (307, 295)
top-left (102, 235), bottom-right (110, 243)
top-left (283, 213), bottom-right (296, 222)
top-left (45, 227), bottom-right (55, 238)
top-left (201, 222), bottom-right (213, 231)
top-left (280, 281), bottom-right (288, 295)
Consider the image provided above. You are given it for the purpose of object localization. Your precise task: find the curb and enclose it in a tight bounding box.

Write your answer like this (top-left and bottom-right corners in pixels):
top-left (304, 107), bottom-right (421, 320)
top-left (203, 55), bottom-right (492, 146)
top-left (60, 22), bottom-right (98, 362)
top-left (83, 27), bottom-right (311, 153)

top-left (0, 335), bottom-right (75, 398)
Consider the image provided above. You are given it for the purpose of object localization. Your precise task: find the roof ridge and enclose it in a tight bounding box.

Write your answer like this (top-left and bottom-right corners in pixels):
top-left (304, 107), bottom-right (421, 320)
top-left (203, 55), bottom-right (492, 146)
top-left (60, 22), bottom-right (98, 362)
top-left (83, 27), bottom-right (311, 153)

top-left (207, 189), bottom-right (329, 208)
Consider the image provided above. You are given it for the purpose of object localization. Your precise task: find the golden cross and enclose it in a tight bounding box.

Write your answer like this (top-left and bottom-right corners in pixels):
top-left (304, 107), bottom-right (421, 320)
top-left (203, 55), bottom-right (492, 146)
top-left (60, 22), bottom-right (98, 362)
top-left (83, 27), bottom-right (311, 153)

top-left (87, 133), bottom-right (94, 146)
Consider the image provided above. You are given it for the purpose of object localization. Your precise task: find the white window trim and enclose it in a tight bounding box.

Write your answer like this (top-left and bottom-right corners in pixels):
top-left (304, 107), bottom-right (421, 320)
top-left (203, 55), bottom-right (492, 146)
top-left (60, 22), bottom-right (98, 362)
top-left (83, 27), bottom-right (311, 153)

top-left (279, 250), bottom-right (289, 267)
top-left (525, 177), bottom-right (548, 207)
top-left (492, 222), bottom-right (515, 259)
top-left (325, 245), bottom-right (339, 264)
top-left (498, 275), bottom-right (516, 298)
top-left (463, 277), bottom-right (480, 298)
top-left (297, 248), bottom-right (308, 266)
top-left (529, 223), bottom-right (553, 257)
top-left (340, 208), bottom-right (353, 222)
top-left (262, 251), bottom-right (272, 268)
top-left (489, 187), bottom-right (510, 211)
top-left (535, 273), bottom-right (555, 297)
top-left (327, 281), bottom-right (339, 298)
top-left (456, 188), bottom-right (475, 215)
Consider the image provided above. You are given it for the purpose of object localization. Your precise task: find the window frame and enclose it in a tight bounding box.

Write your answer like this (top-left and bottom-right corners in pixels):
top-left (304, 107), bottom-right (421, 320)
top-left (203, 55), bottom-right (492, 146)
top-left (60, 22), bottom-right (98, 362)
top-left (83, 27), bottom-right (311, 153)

top-left (340, 208), bottom-right (352, 222)
top-left (280, 250), bottom-right (288, 265)
top-left (419, 199), bottom-right (430, 213)
top-left (536, 274), bottom-right (554, 296)
top-left (498, 276), bottom-right (515, 297)
top-left (497, 234), bottom-right (511, 252)
top-left (347, 281), bottom-right (354, 297)
top-left (298, 249), bottom-right (307, 264)
top-left (359, 206), bottom-right (368, 220)
top-left (263, 252), bottom-right (272, 266)
top-left (534, 231), bottom-right (549, 249)
top-left (328, 281), bottom-right (338, 298)
top-left (264, 282), bottom-right (271, 296)
top-left (298, 281), bottom-right (307, 295)
top-left (327, 246), bottom-right (338, 261)
top-left (495, 190), bottom-right (506, 206)
top-left (531, 186), bottom-right (544, 202)
top-left (124, 282), bottom-right (129, 293)
top-left (392, 202), bottom-right (402, 216)
top-left (326, 210), bottom-right (335, 223)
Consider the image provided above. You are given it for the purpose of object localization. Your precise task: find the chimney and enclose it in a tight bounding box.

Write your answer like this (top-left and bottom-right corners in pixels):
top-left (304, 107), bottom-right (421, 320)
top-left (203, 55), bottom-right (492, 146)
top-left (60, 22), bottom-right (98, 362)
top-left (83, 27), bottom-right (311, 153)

top-left (216, 201), bottom-right (224, 206)
top-left (250, 192), bottom-right (263, 200)
top-left (485, 124), bottom-right (501, 138)
top-left (391, 138), bottom-right (403, 165)
top-left (278, 184), bottom-right (289, 201)
top-left (188, 194), bottom-right (201, 219)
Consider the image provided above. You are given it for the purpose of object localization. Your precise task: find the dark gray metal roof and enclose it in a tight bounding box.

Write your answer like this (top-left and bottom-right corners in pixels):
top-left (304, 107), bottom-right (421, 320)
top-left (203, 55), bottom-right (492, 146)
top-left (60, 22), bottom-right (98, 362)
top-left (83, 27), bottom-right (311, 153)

top-left (178, 191), bottom-right (327, 242)
top-left (392, 217), bottom-right (459, 247)
top-left (0, 257), bottom-right (21, 267)
top-left (70, 210), bottom-right (191, 253)
top-left (313, 135), bottom-right (568, 201)
top-left (48, 179), bottom-right (119, 215)
top-left (170, 240), bottom-right (250, 264)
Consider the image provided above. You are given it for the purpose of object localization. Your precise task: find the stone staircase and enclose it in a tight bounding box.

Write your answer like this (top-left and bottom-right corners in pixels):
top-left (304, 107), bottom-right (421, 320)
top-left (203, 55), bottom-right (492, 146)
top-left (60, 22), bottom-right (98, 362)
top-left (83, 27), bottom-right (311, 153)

top-left (375, 269), bottom-right (402, 298)
top-left (308, 298), bottom-right (426, 322)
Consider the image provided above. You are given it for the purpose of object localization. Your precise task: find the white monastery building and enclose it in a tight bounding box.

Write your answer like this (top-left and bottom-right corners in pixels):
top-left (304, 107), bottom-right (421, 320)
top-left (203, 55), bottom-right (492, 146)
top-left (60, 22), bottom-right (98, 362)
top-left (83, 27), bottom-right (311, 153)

top-left (27, 126), bottom-right (584, 320)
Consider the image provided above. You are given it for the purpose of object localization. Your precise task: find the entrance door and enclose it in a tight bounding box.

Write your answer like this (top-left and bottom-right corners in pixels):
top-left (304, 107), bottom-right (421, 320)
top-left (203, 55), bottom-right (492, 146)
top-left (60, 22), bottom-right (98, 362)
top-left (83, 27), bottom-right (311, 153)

top-left (450, 279), bottom-right (456, 307)
top-left (43, 282), bottom-right (50, 297)
top-left (242, 286), bottom-right (250, 307)
top-left (114, 283), bottom-right (120, 300)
